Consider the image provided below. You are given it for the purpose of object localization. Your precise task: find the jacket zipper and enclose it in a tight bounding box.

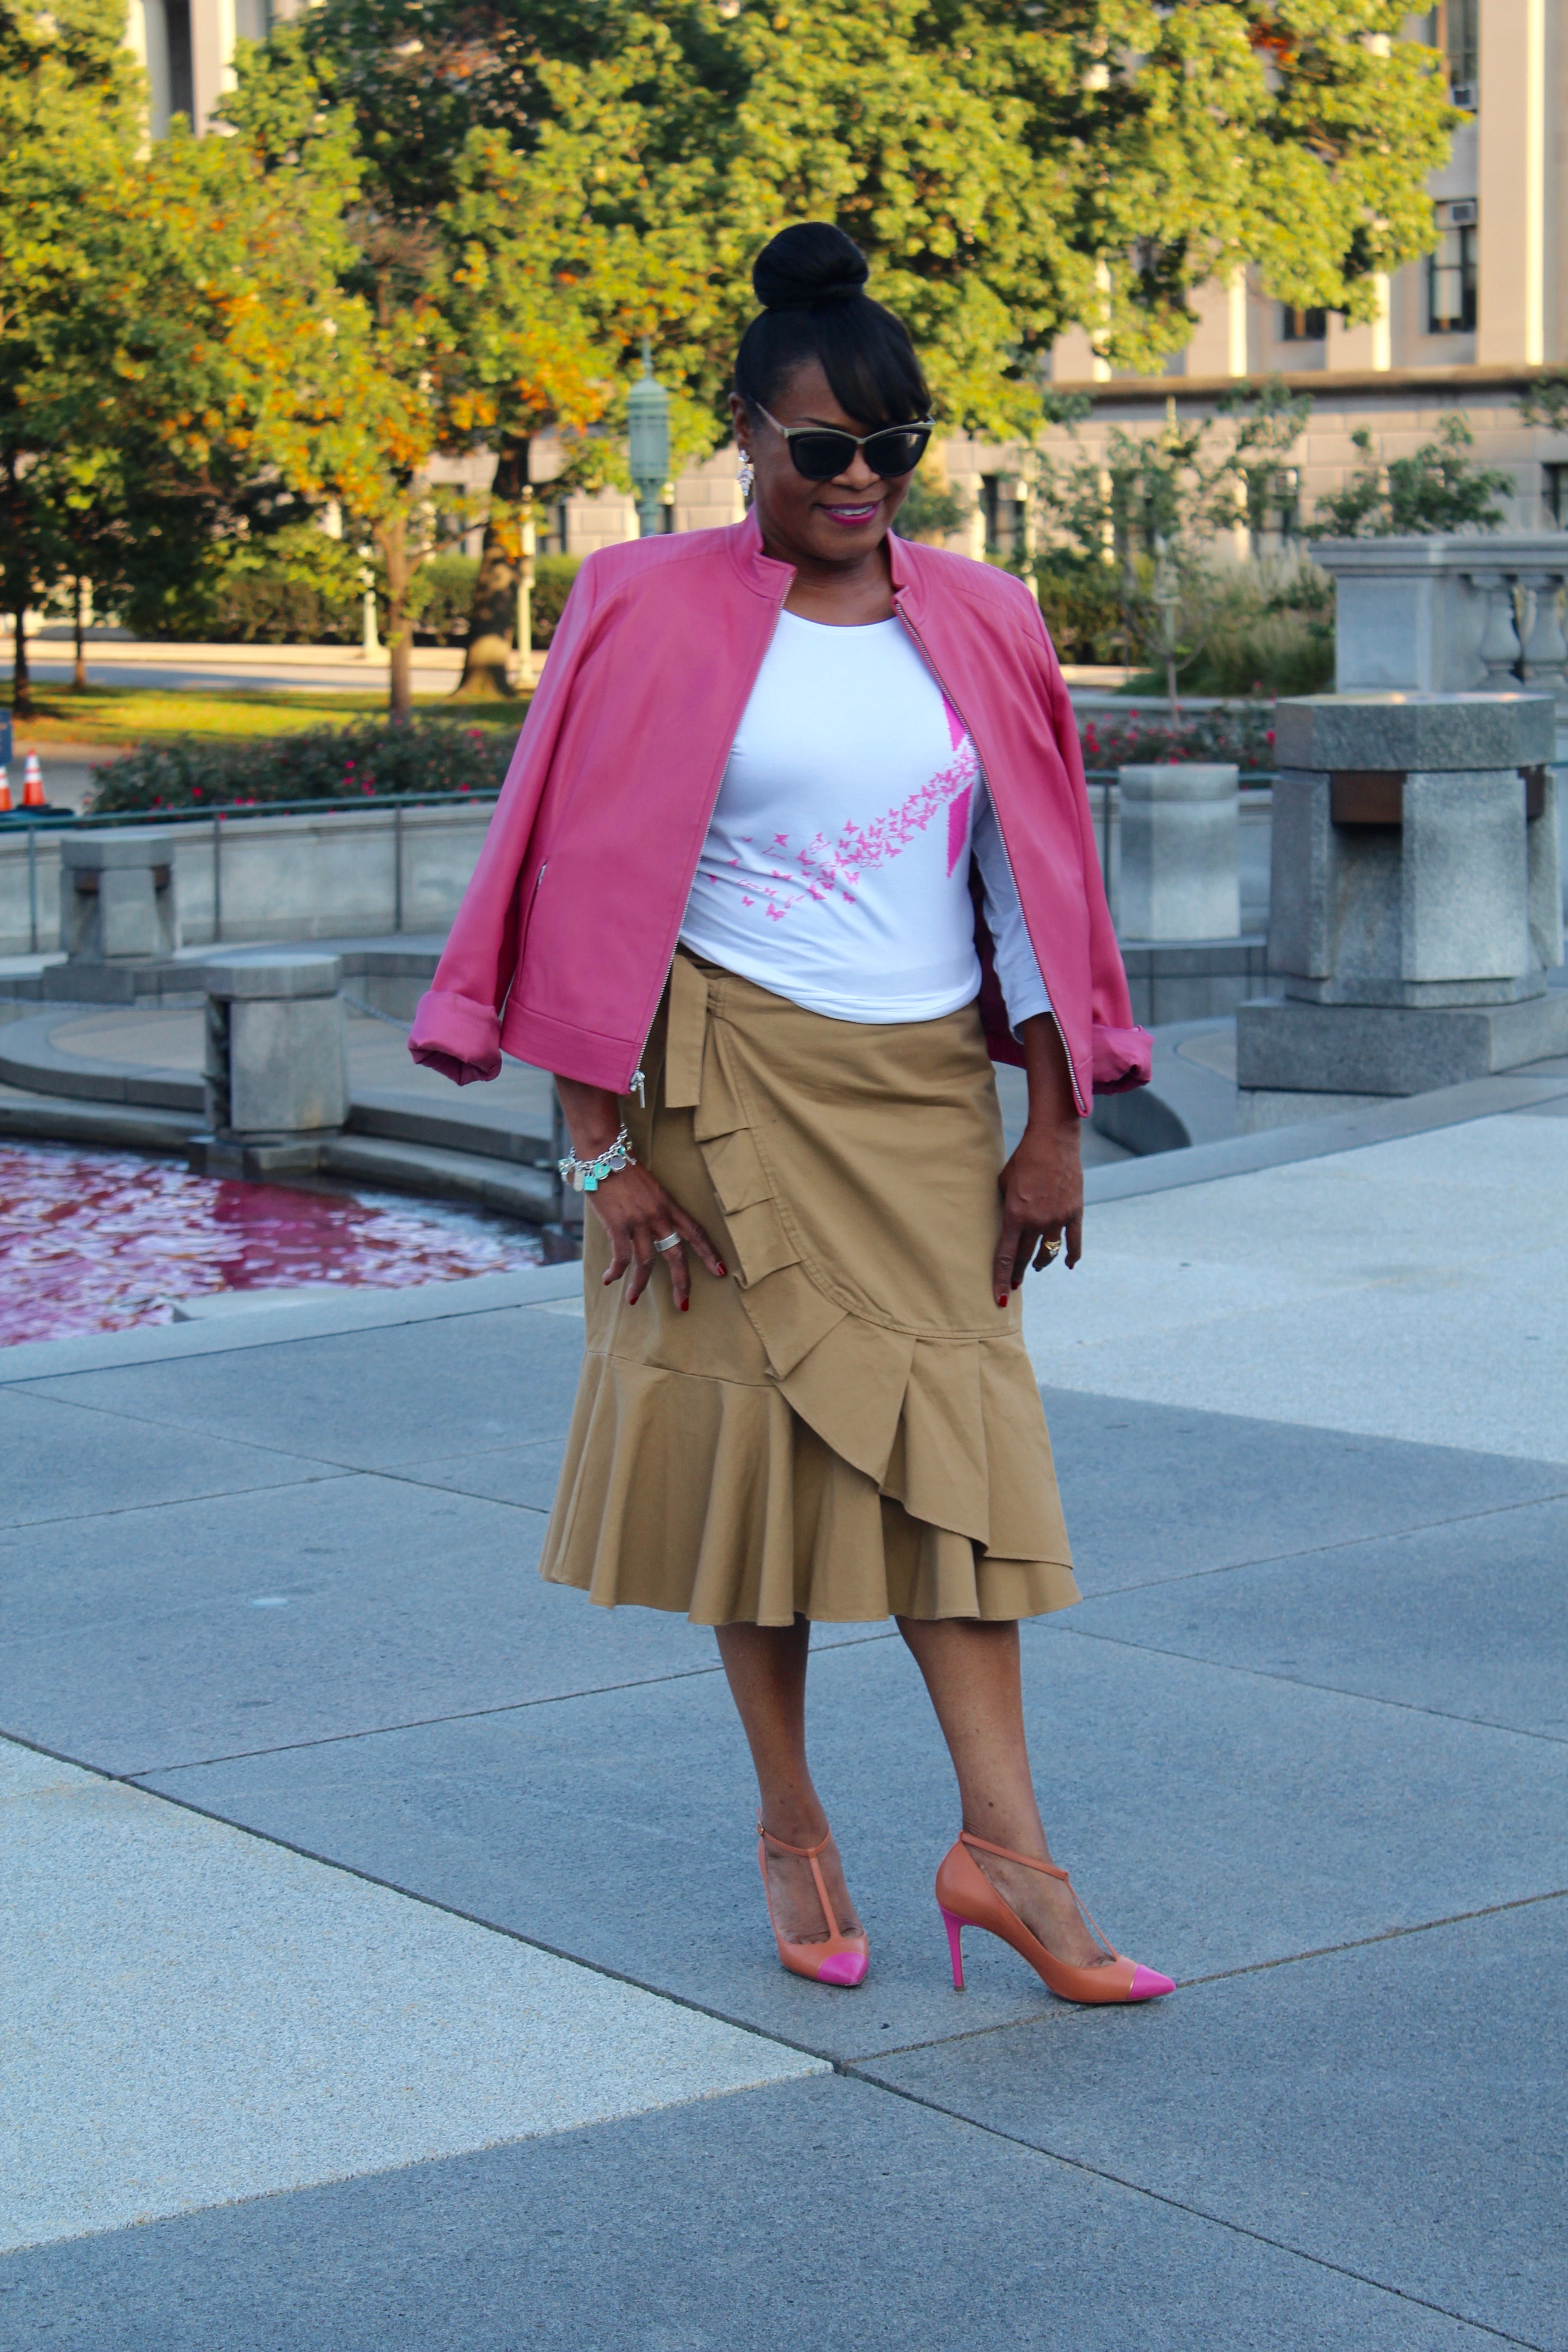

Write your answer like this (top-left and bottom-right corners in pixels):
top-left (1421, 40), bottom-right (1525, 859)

top-left (894, 597), bottom-right (1088, 1117)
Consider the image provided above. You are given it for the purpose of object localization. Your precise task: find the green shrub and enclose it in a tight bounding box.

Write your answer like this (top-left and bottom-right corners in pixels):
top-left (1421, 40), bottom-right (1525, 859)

top-left (1313, 415), bottom-right (1511, 538)
top-left (123, 544), bottom-right (484, 646)
top-left (1033, 557), bottom-right (1135, 666)
top-left (529, 554), bottom-right (582, 649)
top-left (1117, 561), bottom-right (1334, 700)
top-left (86, 714), bottom-right (514, 814)
top-left (123, 559), bottom-right (361, 644)
top-left (409, 554), bottom-right (480, 644)
top-left (896, 477), bottom-right (970, 542)
top-left (1167, 566), bottom-right (1333, 697)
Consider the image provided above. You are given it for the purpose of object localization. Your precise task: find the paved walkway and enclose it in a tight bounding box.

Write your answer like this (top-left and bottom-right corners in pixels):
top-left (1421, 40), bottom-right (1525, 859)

top-left (2, 1080), bottom-right (1565, 2349)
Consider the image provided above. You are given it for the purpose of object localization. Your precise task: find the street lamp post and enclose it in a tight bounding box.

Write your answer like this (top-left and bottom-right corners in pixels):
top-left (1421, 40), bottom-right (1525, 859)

top-left (627, 341), bottom-right (671, 539)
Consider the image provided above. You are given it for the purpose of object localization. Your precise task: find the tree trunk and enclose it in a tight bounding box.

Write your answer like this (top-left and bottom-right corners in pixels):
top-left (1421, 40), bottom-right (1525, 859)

top-left (454, 432), bottom-right (530, 698)
top-left (73, 577), bottom-right (87, 692)
top-left (13, 603), bottom-right (32, 721)
top-left (379, 516), bottom-right (413, 720)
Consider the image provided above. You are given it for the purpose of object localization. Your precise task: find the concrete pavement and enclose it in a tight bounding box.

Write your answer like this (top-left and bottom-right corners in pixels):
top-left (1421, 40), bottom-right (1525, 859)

top-left (1, 1087), bottom-right (1564, 2348)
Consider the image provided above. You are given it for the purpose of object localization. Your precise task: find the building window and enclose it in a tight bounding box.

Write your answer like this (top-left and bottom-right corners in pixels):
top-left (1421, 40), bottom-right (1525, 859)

top-left (1279, 306), bottom-right (1327, 344)
top-left (1427, 216), bottom-right (1477, 333)
top-left (1443, 0), bottom-right (1478, 103)
top-left (1544, 465), bottom-right (1568, 529)
top-left (1247, 466), bottom-right (1301, 540)
top-left (980, 475), bottom-right (1010, 558)
top-left (167, 0), bottom-right (195, 124)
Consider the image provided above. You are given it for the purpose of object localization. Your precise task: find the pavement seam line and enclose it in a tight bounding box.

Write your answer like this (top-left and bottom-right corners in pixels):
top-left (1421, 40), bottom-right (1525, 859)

top-left (853, 1886), bottom-right (1568, 2065)
top-left (1056, 1623), bottom-right (1568, 1745)
top-left (0, 1288), bottom-right (582, 1384)
top-left (0, 1468), bottom-right (355, 1539)
top-left (0, 1726), bottom-right (840, 2075)
top-left (96, 1637), bottom-right (901, 1780)
top-left (839, 2072), bottom-right (1548, 2349)
top-left (1049, 1477), bottom-right (1568, 1600)
top-left (3, 1382), bottom-right (573, 1480)
top-left (19, 1714), bottom-right (1566, 2104)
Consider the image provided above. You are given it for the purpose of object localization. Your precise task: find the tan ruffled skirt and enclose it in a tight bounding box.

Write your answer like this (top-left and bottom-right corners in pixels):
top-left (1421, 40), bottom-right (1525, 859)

top-left (537, 953), bottom-right (1079, 1626)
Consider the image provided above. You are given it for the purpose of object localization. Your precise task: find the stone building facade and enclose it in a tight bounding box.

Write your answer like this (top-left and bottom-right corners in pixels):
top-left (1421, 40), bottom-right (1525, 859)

top-left (119, 0), bottom-right (1568, 559)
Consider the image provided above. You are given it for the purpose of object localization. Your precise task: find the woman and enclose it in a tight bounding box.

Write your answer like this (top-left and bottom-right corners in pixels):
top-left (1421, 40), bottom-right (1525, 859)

top-left (410, 224), bottom-right (1171, 2007)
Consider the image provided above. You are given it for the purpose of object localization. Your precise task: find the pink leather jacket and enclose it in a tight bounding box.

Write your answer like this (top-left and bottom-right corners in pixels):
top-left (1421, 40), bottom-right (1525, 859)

top-left (408, 511), bottom-right (1149, 1115)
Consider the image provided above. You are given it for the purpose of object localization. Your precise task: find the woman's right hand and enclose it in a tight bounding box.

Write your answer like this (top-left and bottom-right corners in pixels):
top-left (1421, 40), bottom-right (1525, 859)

top-left (554, 1078), bottom-right (727, 1310)
top-left (588, 1162), bottom-right (727, 1309)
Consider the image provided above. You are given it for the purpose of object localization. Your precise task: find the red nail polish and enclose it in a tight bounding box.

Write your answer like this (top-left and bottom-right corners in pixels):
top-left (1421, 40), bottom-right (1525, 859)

top-left (996, 1293), bottom-right (1008, 1309)
top-left (680, 1298), bottom-right (690, 1312)
top-left (715, 1263), bottom-right (728, 1278)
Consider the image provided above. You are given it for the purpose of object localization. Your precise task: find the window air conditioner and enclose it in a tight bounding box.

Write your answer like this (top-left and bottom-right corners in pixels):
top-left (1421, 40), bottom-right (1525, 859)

top-left (1450, 82), bottom-right (1476, 110)
top-left (1447, 199), bottom-right (1478, 228)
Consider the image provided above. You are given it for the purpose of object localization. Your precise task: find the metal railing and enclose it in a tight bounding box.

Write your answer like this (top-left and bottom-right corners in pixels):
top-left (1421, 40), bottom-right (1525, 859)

top-left (3, 772), bottom-right (1279, 956)
top-left (0, 788), bottom-right (504, 955)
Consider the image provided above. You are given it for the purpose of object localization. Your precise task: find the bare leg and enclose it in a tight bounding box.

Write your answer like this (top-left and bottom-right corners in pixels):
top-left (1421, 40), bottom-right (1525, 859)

top-left (715, 1617), bottom-right (862, 1944)
top-left (897, 1616), bottom-right (1112, 1970)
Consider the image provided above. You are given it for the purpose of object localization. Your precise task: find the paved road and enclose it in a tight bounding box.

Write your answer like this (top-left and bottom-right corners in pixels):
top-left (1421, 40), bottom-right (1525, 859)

top-left (1, 1079), bottom-right (1564, 2349)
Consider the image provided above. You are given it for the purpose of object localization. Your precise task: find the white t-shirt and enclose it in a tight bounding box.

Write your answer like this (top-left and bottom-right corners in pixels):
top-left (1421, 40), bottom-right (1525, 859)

top-left (679, 611), bottom-right (1051, 1029)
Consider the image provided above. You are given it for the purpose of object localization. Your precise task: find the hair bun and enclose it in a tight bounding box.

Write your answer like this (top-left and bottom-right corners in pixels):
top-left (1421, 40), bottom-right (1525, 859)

top-left (752, 222), bottom-right (869, 312)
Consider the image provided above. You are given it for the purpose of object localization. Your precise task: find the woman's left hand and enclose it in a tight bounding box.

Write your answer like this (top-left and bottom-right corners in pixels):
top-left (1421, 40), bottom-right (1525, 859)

top-left (994, 1113), bottom-right (1083, 1304)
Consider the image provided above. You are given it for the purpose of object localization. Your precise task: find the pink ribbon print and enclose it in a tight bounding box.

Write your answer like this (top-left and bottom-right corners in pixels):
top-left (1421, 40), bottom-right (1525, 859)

top-left (711, 700), bottom-right (979, 922)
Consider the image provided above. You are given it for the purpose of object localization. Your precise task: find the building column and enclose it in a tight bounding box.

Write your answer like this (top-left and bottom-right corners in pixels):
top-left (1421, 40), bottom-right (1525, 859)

top-left (1325, 276), bottom-right (1391, 373)
top-left (125, 0), bottom-right (172, 137)
top-left (1477, 0), bottom-right (1545, 364)
top-left (190, 0), bottom-right (238, 131)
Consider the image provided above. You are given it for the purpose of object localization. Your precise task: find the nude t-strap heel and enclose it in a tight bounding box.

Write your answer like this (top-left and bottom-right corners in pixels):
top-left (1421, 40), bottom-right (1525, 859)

top-left (936, 1831), bottom-right (1173, 2005)
top-left (758, 1817), bottom-right (869, 1988)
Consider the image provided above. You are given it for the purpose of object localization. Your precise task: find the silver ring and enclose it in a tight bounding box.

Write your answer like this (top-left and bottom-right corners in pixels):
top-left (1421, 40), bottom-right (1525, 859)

top-left (652, 1232), bottom-right (681, 1254)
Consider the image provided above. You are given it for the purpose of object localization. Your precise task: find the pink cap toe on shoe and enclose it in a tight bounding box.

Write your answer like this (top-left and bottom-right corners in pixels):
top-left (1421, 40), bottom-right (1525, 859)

top-left (814, 1950), bottom-right (868, 1988)
top-left (1128, 1964), bottom-right (1176, 2001)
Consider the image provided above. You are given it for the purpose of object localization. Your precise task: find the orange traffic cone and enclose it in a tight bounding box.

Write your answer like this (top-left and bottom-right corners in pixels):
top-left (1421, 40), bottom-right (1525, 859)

top-left (0, 767), bottom-right (10, 813)
top-left (21, 752), bottom-right (45, 808)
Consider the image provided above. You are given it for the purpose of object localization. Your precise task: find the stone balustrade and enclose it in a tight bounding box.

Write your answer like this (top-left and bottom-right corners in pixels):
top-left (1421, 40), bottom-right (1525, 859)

top-left (0, 799), bottom-right (496, 965)
top-left (1310, 533), bottom-right (1568, 716)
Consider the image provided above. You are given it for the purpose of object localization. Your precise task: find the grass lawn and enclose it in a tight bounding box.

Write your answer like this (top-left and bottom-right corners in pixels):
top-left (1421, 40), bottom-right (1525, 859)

top-left (2, 682), bottom-right (528, 752)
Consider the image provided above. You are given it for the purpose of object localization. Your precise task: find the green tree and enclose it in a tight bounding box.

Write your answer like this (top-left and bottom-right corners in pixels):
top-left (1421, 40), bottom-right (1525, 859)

top-left (1313, 415), bottom-right (1511, 537)
top-left (1034, 382), bottom-right (1313, 710)
top-left (288, 2), bottom-right (717, 693)
top-left (289, 0), bottom-right (1457, 686)
top-left (1516, 373), bottom-right (1568, 435)
top-left (0, 1), bottom-right (147, 712)
top-left (216, 20), bottom-right (706, 703)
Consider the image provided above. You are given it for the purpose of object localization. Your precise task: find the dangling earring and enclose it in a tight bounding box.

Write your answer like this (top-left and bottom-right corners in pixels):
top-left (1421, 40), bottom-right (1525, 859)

top-left (737, 451), bottom-right (755, 500)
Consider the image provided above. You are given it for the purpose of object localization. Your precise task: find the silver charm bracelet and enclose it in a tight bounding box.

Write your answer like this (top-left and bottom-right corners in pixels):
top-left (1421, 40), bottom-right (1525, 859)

top-left (558, 1124), bottom-right (637, 1194)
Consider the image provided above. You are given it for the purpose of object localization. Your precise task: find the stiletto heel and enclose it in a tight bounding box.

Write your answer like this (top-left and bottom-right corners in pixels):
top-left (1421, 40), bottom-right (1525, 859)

top-left (934, 1832), bottom-right (1174, 2007)
top-left (758, 1816), bottom-right (869, 1989)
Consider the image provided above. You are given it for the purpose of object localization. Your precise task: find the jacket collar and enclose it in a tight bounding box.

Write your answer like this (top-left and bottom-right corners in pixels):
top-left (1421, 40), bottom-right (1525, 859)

top-left (727, 504), bottom-right (927, 617)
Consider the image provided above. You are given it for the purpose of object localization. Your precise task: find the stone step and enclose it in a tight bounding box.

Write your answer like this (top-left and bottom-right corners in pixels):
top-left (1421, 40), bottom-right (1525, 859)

top-left (318, 1133), bottom-right (557, 1222)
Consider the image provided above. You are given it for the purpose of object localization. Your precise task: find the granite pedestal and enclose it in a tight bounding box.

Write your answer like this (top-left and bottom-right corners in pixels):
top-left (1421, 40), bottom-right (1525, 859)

top-left (1111, 764), bottom-right (1262, 1025)
top-left (1238, 693), bottom-right (1568, 1122)
top-left (191, 950), bottom-right (349, 1177)
top-left (43, 831), bottom-right (182, 1001)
